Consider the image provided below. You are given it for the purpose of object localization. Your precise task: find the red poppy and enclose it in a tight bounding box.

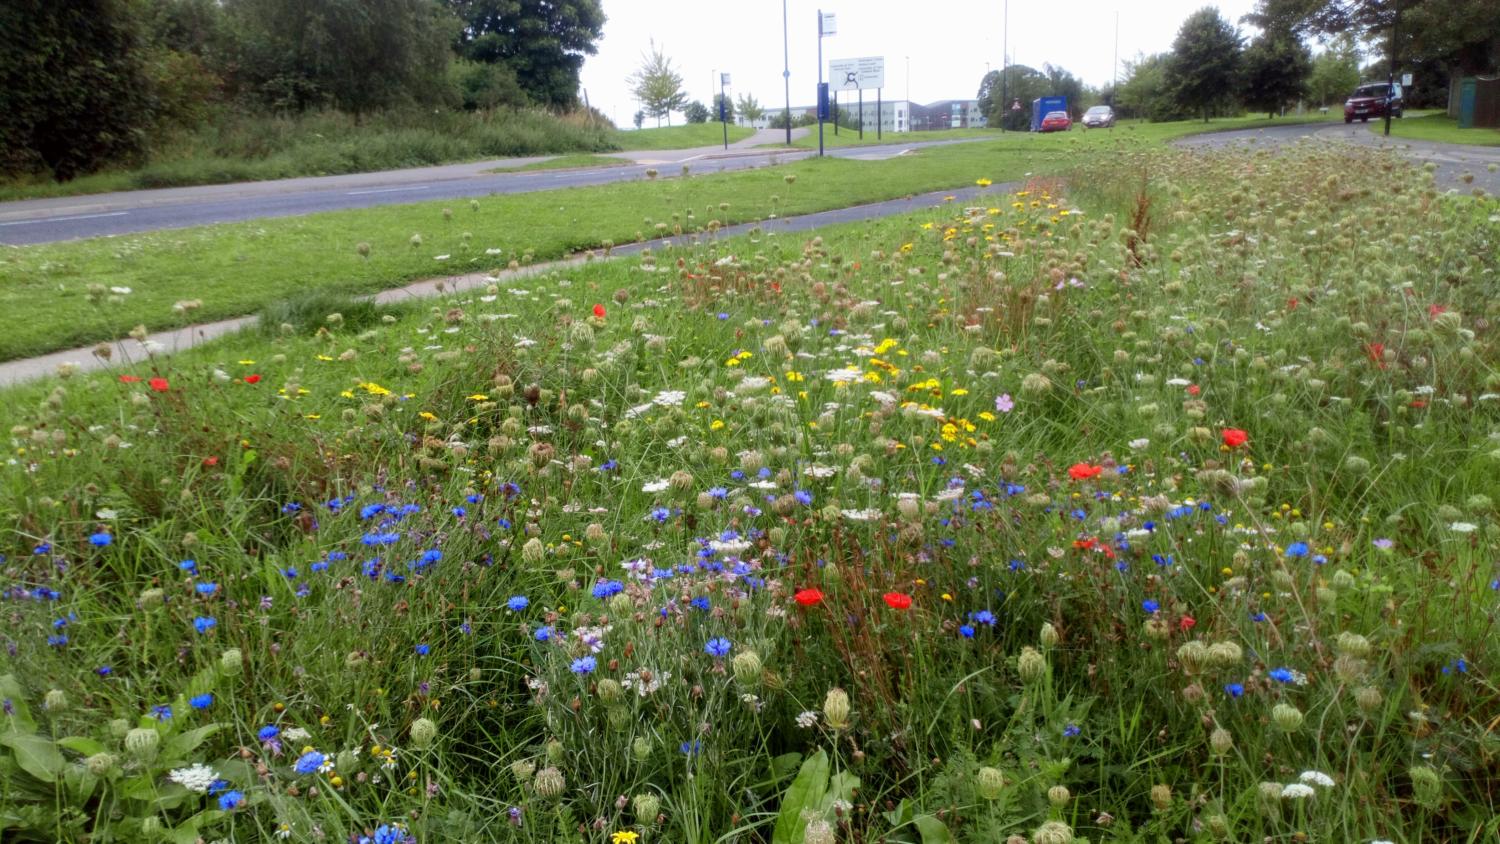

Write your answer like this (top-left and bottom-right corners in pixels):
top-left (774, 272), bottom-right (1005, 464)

top-left (1186, 383), bottom-right (1200, 396)
top-left (1428, 304), bottom-right (1447, 318)
top-left (202, 456), bottom-right (219, 467)
top-left (148, 377), bottom-right (170, 392)
top-left (118, 375), bottom-right (142, 383)
top-left (1365, 343), bottom-right (1387, 369)
top-left (1286, 297), bottom-right (1299, 311)
top-left (1222, 428), bottom-right (1248, 448)
top-left (793, 588), bottom-right (825, 607)
top-left (1179, 615), bottom-right (1196, 632)
top-left (882, 592), bottom-right (912, 610)
top-left (592, 304), bottom-right (606, 319)
top-left (244, 374), bottom-right (262, 384)
top-left (1067, 463), bottom-right (1102, 481)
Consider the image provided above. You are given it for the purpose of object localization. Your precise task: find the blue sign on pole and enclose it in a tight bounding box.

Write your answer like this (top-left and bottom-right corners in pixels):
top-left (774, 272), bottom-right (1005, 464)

top-left (817, 82), bottom-right (830, 120)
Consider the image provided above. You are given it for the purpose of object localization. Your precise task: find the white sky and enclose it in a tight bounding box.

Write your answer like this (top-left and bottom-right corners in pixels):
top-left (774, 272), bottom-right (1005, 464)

top-left (580, 0), bottom-right (1263, 127)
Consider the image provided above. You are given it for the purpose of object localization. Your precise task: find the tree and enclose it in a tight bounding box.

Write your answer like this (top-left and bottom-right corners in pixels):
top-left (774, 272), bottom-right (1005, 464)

top-left (1242, 30), bottom-right (1313, 117)
top-left (1307, 34), bottom-right (1361, 106)
top-left (684, 100), bottom-right (710, 123)
top-left (712, 93), bottom-right (734, 123)
top-left (0, 0), bottom-right (155, 180)
top-left (1247, 0), bottom-right (1499, 76)
top-left (1115, 53), bottom-right (1192, 121)
top-left (977, 64), bottom-right (1049, 130)
top-left (628, 41), bottom-right (687, 126)
top-left (224, 0), bottom-right (454, 113)
top-left (735, 93), bottom-right (764, 124)
top-left (633, 110), bottom-right (645, 129)
top-left (1167, 7), bottom-right (1244, 122)
top-left (447, 0), bottom-right (605, 107)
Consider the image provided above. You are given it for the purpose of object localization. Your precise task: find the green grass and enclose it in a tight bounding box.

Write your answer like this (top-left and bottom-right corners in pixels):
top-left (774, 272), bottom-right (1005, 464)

top-left (1, 141), bottom-right (1496, 843)
top-left (484, 153), bottom-right (632, 173)
top-left (614, 122), bottom-right (756, 149)
top-left (0, 129), bottom-right (1149, 363)
top-left (783, 127), bottom-right (994, 149)
top-left (1368, 112), bottom-right (1500, 146)
top-left (0, 108), bottom-right (621, 202)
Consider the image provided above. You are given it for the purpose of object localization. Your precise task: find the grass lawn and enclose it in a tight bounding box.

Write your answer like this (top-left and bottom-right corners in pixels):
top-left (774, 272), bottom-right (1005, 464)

top-left (1, 140), bottom-right (1496, 844)
top-left (613, 123), bottom-right (756, 150)
top-left (1369, 112), bottom-right (1500, 146)
top-left (0, 129), bottom-right (1142, 362)
top-left (783, 127), bottom-right (997, 149)
top-left (484, 153), bottom-right (633, 173)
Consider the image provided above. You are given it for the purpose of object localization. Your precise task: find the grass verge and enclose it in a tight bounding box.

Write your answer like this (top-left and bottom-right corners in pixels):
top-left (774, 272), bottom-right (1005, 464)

top-left (484, 154), bottom-right (633, 173)
top-left (613, 123), bottom-right (756, 150)
top-left (1367, 112), bottom-right (1500, 146)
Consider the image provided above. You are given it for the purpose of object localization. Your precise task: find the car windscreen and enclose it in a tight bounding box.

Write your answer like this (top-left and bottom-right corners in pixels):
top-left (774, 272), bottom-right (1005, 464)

top-left (1353, 86), bottom-right (1388, 98)
top-left (1086, 107), bottom-right (1109, 115)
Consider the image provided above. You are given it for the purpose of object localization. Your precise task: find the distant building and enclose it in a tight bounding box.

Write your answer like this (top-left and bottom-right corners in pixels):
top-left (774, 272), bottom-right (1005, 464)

top-left (741, 98), bottom-right (985, 133)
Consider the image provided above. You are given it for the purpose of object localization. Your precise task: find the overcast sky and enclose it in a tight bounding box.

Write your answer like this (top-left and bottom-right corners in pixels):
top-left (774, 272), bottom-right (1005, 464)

top-left (580, 0), bottom-right (1264, 127)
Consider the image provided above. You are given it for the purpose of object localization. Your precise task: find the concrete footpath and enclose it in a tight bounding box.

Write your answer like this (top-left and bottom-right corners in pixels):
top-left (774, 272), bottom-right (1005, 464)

top-left (0, 180), bottom-right (1008, 387)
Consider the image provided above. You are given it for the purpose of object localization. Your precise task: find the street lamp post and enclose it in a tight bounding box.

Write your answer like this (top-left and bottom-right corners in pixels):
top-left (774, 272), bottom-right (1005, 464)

top-left (1384, 0), bottom-right (1400, 138)
top-left (782, 0), bottom-right (792, 145)
top-left (1001, 0), bottom-right (1008, 132)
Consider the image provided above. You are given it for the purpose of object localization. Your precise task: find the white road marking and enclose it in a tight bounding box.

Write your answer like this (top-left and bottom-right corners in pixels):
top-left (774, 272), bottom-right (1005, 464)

top-left (0, 211), bottom-right (129, 227)
top-left (346, 185), bottom-right (431, 196)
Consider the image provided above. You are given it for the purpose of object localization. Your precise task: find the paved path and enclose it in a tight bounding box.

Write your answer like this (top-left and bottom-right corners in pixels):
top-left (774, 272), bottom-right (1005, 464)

top-left (0, 182), bottom-right (1010, 386)
top-left (0, 127), bottom-right (972, 246)
top-left (1175, 121), bottom-right (1500, 195)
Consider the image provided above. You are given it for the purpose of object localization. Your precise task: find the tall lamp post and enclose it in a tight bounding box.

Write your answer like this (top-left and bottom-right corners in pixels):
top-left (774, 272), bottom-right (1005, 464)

top-left (1000, 0), bottom-right (1008, 132)
top-left (782, 0), bottom-right (792, 145)
top-left (1384, 0), bottom-right (1400, 137)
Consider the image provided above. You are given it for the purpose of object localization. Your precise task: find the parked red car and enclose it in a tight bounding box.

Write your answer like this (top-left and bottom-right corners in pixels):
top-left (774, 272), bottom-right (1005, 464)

top-left (1039, 110), bottom-right (1071, 132)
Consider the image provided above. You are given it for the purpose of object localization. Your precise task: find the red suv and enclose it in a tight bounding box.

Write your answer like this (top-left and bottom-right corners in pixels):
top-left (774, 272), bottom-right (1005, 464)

top-left (1344, 82), bottom-right (1403, 123)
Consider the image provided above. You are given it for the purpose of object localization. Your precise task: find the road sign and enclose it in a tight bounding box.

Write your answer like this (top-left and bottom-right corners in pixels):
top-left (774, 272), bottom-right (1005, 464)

top-left (820, 12), bottom-right (836, 35)
top-left (828, 56), bottom-right (884, 91)
top-left (721, 73), bottom-right (731, 86)
top-left (1401, 73), bottom-right (1413, 87)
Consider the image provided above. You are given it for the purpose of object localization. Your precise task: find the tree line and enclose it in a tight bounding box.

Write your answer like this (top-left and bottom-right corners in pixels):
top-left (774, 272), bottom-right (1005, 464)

top-left (0, 0), bottom-right (606, 180)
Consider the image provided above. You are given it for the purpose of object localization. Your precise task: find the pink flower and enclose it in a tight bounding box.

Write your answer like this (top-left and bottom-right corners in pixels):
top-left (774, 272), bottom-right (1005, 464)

top-left (995, 394), bottom-right (1014, 413)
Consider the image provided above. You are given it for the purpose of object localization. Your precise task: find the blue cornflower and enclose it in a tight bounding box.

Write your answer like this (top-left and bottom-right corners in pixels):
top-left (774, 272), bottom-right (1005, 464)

top-left (570, 656), bottom-right (597, 675)
top-left (507, 595), bottom-right (529, 611)
top-left (1224, 683), bottom-right (1245, 698)
top-left (88, 532), bottom-right (113, 547)
top-left (1063, 724), bottom-right (1081, 737)
top-left (195, 582), bottom-right (218, 595)
top-left (708, 487), bottom-right (728, 499)
top-left (970, 610), bottom-right (997, 626)
top-left (650, 507), bottom-right (670, 523)
top-left (1142, 599), bottom-right (1159, 614)
top-left (151, 704), bottom-right (173, 720)
top-left (257, 725), bottom-right (280, 741)
top-left (218, 790), bottom-right (245, 810)
top-left (293, 750), bottom-right (326, 775)
top-left (47, 634), bottom-right (68, 647)
top-left (415, 643), bottom-right (430, 656)
top-left (704, 637), bottom-right (732, 658)
top-left (281, 502), bottom-right (302, 513)
top-left (33, 542), bottom-right (52, 554)
top-left (416, 549), bottom-right (441, 568)
top-left (591, 580), bottom-right (624, 599)
top-left (959, 624), bottom-right (976, 638)
top-left (451, 506), bottom-right (466, 518)
top-left (189, 693), bottom-right (214, 710)
top-left (793, 489), bottom-right (813, 506)
top-left (1268, 668), bottom-right (1295, 684)
top-left (193, 616), bottom-right (216, 634)
top-left (680, 740), bottom-right (702, 756)
top-left (95, 666), bottom-right (112, 677)
top-left (1285, 542), bottom-right (1309, 558)
top-left (1250, 611), bottom-right (1267, 623)
top-left (281, 567), bottom-right (298, 579)
top-left (690, 596), bottom-right (711, 612)
top-left (534, 626), bottom-right (552, 642)
top-left (180, 559), bottom-right (198, 574)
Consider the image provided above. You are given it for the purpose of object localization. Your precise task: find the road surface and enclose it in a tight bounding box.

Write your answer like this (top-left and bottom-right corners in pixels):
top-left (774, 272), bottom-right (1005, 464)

top-left (0, 128), bottom-right (984, 246)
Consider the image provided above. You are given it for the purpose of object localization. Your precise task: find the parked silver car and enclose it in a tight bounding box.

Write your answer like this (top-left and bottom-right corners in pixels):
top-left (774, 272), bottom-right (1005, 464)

top-left (1082, 105), bottom-right (1115, 128)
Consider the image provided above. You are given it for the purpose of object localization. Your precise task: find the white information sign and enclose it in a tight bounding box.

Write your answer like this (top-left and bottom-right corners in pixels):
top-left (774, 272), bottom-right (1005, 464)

top-left (1401, 73), bottom-right (1413, 86)
top-left (828, 56), bottom-right (885, 91)
top-left (820, 13), bottom-right (836, 36)
top-left (721, 73), bottom-right (731, 86)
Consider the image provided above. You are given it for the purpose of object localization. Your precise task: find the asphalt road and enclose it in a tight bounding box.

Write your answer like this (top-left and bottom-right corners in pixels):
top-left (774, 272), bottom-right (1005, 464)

top-left (0, 131), bottom-right (982, 246)
top-left (1175, 120), bottom-right (1500, 195)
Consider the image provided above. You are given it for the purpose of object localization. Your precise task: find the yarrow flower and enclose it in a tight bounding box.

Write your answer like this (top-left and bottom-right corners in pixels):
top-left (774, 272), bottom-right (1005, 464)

top-left (168, 763), bottom-right (219, 793)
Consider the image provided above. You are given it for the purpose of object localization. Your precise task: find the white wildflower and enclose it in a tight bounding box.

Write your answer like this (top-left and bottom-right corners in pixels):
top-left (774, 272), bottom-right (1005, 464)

top-left (168, 763), bottom-right (219, 794)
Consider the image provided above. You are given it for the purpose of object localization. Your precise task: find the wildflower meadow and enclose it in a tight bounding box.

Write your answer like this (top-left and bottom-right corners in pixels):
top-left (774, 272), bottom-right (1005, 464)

top-left (2, 143), bottom-right (1498, 843)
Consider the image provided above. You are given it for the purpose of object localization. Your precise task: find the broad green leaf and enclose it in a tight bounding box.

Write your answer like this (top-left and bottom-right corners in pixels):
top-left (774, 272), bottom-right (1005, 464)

top-left (771, 748), bottom-right (829, 844)
top-left (163, 723), bottom-right (221, 760)
top-left (57, 736), bottom-right (107, 757)
top-left (914, 814), bottom-right (958, 844)
top-left (770, 751), bottom-right (804, 781)
top-left (0, 675), bottom-right (37, 732)
top-left (0, 732), bottom-right (64, 783)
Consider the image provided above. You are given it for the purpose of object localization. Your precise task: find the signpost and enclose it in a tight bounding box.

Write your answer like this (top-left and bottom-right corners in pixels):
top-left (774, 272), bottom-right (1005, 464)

top-left (817, 11), bottom-right (835, 156)
top-left (829, 57), bottom-right (885, 141)
top-left (719, 72), bottom-right (730, 150)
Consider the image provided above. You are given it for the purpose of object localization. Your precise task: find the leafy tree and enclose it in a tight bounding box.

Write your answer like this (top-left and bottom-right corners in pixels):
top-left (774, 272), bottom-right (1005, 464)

top-left (633, 110), bottom-right (645, 129)
top-left (0, 0), bottom-right (155, 180)
top-left (1115, 53), bottom-right (1192, 121)
top-left (1247, 0), bottom-right (1499, 76)
top-left (1042, 63), bottom-right (1086, 117)
top-left (1167, 7), bottom-right (1244, 121)
top-left (628, 41), bottom-right (687, 126)
top-left (713, 93), bottom-right (735, 123)
top-left (1242, 30), bottom-right (1313, 117)
top-left (977, 64), bottom-right (1049, 130)
top-left (224, 0), bottom-right (454, 113)
top-left (684, 100), bottom-right (710, 124)
top-left (447, 0), bottom-right (605, 107)
top-left (450, 59), bottom-right (528, 110)
top-left (735, 93), bottom-right (765, 124)
top-left (1306, 34), bottom-right (1362, 105)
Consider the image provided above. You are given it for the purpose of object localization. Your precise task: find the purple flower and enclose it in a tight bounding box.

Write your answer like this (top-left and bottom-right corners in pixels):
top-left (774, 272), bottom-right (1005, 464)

top-left (995, 393), bottom-right (1014, 413)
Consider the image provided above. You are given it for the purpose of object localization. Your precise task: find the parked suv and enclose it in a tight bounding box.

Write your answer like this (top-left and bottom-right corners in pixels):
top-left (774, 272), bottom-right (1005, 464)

top-left (1344, 82), bottom-right (1403, 123)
